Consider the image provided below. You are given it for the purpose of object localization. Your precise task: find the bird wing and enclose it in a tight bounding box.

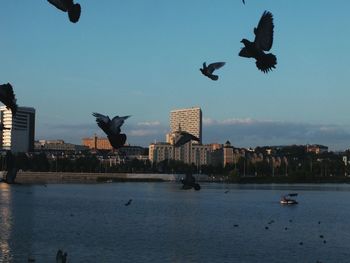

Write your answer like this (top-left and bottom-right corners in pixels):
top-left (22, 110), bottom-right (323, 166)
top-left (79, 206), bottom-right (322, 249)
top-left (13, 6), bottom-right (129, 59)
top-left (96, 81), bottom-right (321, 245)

top-left (92, 112), bottom-right (111, 135)
top-left (174, 132), bottom-right (200, 147)
top-left (110, 115), bottom-right (131, 134)
top-left (0, 83), bottom-right (18, 115)
top-left (254, 11), bottom-right (274, 51)
top-left (238, 47), bottom-right (252, 58)
top-left (207, 62), bottom-right (225, 74)
top-left (47, 0), bottom-right (70, 12)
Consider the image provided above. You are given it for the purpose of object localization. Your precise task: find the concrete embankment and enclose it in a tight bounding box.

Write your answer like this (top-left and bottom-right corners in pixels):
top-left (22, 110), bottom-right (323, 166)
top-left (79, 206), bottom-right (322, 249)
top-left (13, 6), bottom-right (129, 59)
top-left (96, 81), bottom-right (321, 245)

top-left (14, 172), bottom-right (189, 184)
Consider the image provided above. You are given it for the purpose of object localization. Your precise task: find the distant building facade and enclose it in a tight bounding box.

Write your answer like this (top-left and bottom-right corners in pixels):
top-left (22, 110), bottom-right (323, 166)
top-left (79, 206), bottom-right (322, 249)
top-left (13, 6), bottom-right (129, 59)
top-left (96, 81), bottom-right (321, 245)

top-left (0, 106), bottom-right (35, 152)
top-left (306, 144), bottom-right (328, 154)
top-left (149, 142), bottom-right (216, 166)
top-left (169, 107), bottom-right (202, 144)
top-left (35, 139), bottom-right (89, 152)
top-left (149, 143), bottom-right (174, 163)
top-left (82, 134), bottom-right (113, 150)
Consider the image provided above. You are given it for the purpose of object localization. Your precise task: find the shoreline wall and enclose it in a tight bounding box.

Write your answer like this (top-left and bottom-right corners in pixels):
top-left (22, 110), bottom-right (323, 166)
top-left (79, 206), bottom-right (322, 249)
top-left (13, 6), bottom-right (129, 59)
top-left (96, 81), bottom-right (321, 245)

top-left (14, 172), bottom-right (189, 184)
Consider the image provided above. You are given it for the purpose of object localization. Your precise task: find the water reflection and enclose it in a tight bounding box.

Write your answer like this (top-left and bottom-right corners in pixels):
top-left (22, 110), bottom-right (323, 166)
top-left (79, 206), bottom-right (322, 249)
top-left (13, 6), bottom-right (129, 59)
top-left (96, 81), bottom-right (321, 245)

top-left (0, 183), bottom-right (35, 262)
top-left (0, 183), bottom-right (12, 261)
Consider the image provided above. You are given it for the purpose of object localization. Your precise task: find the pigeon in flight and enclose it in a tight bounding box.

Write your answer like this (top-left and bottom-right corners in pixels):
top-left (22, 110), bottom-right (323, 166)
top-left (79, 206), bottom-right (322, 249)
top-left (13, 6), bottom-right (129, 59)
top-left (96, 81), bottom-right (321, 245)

top-left (239, 11), bottom-right (277, 73)
top-left (92, 112), bottom-right (130, 149)
top-left (0, 83), bottom-right (18, 116)
top-left (200, 62), bottom-right (226, 81)
top-left (47, 0), bottom-right (81, 23)
top-left (174, 131), bottom-right (200, 147)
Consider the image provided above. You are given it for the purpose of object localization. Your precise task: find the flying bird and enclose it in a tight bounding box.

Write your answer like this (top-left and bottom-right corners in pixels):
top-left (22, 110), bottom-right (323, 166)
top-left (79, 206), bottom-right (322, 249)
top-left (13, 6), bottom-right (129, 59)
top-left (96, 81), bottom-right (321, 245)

top-left (200, 62), bottom-right (225, 81)
top-left (242, 0), bottom-right (245, 4)
top-left (92, 112), bottom-right (130, 149)
top-left (47, 0), bottom-right (81, 23)
top-left (0, 83), bottom-right (18, 116)
top-left (239, 11), bottom-right (277, 73)
top-left (174, 131), bottom-right (200, 147)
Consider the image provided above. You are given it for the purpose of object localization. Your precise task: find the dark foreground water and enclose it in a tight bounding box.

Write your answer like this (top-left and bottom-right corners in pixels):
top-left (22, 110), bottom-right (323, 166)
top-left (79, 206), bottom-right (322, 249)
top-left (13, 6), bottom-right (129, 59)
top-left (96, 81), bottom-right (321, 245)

top-left (1, 182), bottom-right (350, 263)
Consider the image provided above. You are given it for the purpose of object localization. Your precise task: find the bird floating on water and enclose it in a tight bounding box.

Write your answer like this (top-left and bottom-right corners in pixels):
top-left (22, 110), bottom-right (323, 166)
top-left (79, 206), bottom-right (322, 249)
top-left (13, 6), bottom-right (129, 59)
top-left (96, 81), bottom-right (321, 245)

top-left (56, 249), bottom-right (67, 263)
top-left (125, 199), bottom-right (132, 206)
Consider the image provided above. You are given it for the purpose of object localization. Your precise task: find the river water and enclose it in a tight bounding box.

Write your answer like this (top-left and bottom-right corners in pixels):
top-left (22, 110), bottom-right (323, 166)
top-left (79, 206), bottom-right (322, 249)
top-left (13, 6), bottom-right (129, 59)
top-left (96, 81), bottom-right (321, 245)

top-left (1, 182), bottom-right (350, 262)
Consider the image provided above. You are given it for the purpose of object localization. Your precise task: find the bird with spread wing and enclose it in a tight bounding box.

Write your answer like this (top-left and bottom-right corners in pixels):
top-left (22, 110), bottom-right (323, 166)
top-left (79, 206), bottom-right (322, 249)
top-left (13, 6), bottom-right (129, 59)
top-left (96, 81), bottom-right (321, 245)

top-left (173, 131), bottom-right (200, 147)
top-left (200, 62), bottom-right (226, 81)
top-left (92, 113), bottom-right (130, 150)
top-left (239, 11), bottom-right (277, 73)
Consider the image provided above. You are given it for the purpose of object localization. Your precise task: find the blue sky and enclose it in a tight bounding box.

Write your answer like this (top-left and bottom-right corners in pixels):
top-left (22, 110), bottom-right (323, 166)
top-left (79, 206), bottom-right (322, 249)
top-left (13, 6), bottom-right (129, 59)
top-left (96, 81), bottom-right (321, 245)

top-left (1, 0), bottom-right (350, 150)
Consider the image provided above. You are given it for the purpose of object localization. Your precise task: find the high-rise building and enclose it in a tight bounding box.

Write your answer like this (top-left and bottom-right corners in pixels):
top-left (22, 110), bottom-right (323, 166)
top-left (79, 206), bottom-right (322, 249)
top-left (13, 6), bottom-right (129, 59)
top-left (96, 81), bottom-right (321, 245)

top-left (169, 107), bottom-right (202, 144)
top-left (0, 106), bottom-right (36, 152)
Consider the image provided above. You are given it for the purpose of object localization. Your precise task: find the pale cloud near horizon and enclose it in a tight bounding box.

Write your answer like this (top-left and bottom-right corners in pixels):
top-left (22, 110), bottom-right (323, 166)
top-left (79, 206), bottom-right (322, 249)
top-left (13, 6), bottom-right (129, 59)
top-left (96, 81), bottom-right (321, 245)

top-left (36, 118), bottom-right (350, 151)
top-left (203, 118), bottom-right (350, 151)
top-left (137, 121), bottom-right (161, 127)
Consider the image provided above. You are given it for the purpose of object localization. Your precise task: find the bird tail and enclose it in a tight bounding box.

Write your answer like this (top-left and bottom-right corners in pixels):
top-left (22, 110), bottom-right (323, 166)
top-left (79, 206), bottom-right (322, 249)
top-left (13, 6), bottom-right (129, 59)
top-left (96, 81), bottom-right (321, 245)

top-left (68, 3), bottom-right (81, 23)
top-left (209, 75), bottom-right (219, 81)
top-left (256, 53), bottom-right (277, 73)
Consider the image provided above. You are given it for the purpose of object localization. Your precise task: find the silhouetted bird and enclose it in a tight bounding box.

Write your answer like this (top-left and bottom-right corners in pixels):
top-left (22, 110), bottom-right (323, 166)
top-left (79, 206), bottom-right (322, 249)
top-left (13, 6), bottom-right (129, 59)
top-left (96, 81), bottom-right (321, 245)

top-left (239, 11), bottom-right (277, 73)
top-left (181, 173), bottom-right (201, 191)
top-left (56, 249), bottom-right (67, 263)
top-left (234, 224), bottom-right (239, 227)
top-left (200, 62), bottom-right (225, 81)
top-left (5, 151), bottom-right (18, 184)
top-left (125, 199), bottom-right (132, 206)
top-left (92, 112), bottom-right (130, 149)
top-left (242, 0), bottom-right (245, 4)
top-left (174, 131), bottom-right (200, 147)
top-left (47, 0), bottom-right (81, 23)
top-left (0, 83), bottom-right (17, 116)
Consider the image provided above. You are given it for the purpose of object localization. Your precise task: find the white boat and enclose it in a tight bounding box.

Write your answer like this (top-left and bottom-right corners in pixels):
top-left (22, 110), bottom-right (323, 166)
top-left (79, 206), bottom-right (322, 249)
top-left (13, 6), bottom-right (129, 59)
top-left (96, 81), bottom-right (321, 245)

top-left (280, 193), bottom-right (298, 205)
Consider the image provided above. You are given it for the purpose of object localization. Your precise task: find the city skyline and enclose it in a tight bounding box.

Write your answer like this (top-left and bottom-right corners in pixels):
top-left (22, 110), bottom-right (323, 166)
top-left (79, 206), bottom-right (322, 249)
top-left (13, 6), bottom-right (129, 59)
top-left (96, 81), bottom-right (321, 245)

top-left (1, 1), bottom-right (350, 150)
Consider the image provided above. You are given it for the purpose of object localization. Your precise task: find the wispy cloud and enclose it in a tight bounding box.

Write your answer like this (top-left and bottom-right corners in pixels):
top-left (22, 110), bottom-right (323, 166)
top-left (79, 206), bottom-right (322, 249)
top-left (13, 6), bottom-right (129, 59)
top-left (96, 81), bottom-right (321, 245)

top-left (137, 121), bottom-right (161, 127)
top-left (36, 121), bottom-right (168, 147)
top-left (203, 118), bottom-right (350, 151)
top-left (36, 118), bottom-right (350, 150)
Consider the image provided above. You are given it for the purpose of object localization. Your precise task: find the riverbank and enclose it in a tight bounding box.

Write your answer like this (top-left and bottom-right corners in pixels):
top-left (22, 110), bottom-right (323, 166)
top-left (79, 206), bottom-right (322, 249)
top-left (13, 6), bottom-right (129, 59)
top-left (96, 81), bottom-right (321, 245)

top-left (5, 171), bottom-right (350, 184)
top-left (11, 172), bottom-right (185, 184)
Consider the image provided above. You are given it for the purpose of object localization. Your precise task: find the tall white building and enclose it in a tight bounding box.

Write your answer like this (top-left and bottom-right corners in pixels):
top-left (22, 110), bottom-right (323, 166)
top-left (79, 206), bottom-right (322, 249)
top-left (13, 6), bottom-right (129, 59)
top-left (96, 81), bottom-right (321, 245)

top-left (0, 106), bottom-right (35, 153)
top-left (169, 107), bottom-right (202, 143)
